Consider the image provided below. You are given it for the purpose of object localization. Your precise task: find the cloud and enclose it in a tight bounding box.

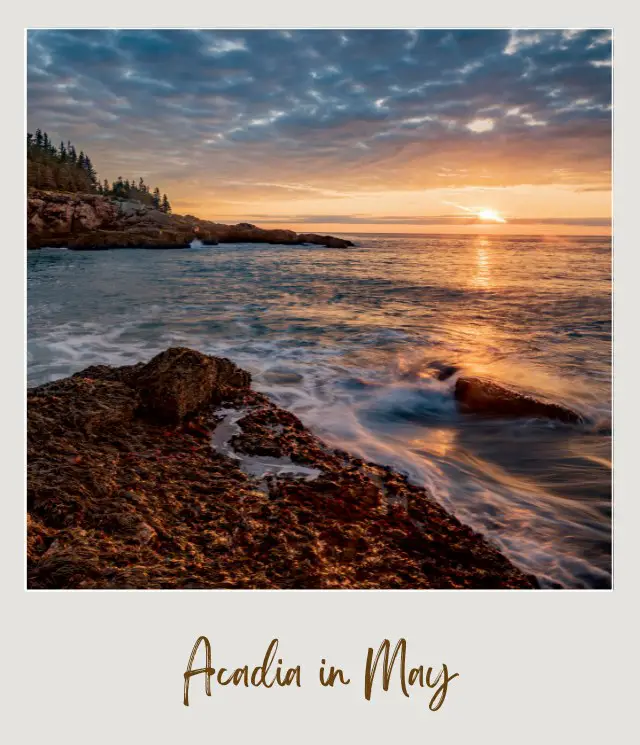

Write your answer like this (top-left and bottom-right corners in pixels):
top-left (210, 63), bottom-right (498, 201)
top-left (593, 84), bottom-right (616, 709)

top-left (27, 29), bottom-right (611, 206)
top-left (467, 118), bottom-right (495, 133)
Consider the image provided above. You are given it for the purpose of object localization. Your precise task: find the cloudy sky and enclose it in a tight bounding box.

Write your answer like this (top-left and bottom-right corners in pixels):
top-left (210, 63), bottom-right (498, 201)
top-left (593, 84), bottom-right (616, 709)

top-left (27, 29), bottom-right (612, 234)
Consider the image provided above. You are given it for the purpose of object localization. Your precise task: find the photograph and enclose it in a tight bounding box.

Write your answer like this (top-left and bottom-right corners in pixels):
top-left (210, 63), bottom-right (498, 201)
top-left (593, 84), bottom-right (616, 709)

top-left (26, 28), bottom-right (612, 590)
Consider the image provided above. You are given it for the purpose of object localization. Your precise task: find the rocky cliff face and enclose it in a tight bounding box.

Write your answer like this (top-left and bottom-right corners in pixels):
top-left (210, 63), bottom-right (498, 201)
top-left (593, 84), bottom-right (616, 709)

top-left (27, 190), bottom-right (355, 250)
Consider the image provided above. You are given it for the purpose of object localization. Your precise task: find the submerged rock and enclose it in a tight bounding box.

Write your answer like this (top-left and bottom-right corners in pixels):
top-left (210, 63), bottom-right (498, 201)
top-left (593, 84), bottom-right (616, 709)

top-left (431, 363), bottom-right (460, 382)
top-left (454, 376), bottom-right (583, 423)
top-left (27, 347), bottom-right (536, 589)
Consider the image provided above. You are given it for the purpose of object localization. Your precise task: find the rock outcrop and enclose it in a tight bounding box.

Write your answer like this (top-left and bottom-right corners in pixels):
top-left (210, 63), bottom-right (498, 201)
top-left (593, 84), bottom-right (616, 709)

top-left (134, 347), bottom-right (251, 423)
top-left (298, 233), bottom-right (356, 249)
top-left (27, 190), bottom-right (355, 250)
top-left (454, 376), bottom-right (583, 423)
top-left (27, 347), bottom-right (536, 589)
top-left (27, 191), bottom-right (120, 248)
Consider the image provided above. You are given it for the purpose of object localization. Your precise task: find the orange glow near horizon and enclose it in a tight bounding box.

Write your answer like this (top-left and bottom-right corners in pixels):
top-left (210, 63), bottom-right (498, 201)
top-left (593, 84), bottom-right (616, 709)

top-left (166, 181), bottom-right (611, 237)
top-left (216, 222), bottom-right (611, 237)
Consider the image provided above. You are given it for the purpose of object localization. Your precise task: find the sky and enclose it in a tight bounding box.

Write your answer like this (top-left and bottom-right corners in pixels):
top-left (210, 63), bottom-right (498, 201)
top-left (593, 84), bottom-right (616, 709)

top-left (27, 29), bottom-right (612, 235)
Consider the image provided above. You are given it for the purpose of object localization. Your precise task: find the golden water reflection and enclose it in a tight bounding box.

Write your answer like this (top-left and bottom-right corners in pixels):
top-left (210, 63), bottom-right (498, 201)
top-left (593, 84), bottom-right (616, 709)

top-left (411, 427), bottom-right (457, 458)
top-left (470, 237), bottom-right (491, 289)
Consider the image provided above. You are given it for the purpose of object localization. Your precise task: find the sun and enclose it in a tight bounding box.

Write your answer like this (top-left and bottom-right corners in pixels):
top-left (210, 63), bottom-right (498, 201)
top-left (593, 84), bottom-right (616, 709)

top-left (477, 208), bottom-right (506, 223)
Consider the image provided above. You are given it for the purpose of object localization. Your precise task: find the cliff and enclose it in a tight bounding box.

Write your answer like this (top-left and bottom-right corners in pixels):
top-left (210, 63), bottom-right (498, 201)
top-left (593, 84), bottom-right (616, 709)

top-left (27, 190), bottom-right (355, 250)
top-left (27, 347), bottom-right (537, 589)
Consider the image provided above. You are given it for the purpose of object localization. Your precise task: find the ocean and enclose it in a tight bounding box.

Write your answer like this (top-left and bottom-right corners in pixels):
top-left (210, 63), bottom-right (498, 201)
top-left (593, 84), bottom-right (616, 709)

top-left (27, 233), bottom-right (612, 588)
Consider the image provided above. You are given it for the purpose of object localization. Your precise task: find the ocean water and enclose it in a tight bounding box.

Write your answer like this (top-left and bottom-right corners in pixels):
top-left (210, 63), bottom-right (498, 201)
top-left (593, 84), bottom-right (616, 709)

top-left (27, 233), bottom-right (612, 588)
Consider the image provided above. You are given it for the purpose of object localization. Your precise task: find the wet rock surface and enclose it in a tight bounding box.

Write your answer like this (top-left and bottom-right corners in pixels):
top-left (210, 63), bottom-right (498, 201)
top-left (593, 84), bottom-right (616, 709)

top-left (27, 347), bottom-right (537, 589)
top-left (455, 376), bottom-right (583, 423)
top-left (27, 190), bottom-right (355, 250)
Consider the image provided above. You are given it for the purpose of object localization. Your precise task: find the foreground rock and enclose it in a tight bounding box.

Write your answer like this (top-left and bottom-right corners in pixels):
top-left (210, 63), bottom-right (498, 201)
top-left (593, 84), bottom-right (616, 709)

top-left (134, 347), bottom-right (251, 423)
top-left (455, 376), bottom-right (583, 423)
top-left (27, 347), bottom-right (536, 589)
top-left (27, 190), bottom-right (355, 250)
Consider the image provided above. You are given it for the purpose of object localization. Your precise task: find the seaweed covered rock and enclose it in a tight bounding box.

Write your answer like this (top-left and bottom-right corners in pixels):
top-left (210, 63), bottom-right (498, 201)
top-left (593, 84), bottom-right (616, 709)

top-left (27, 347), bottom-right (537, 589)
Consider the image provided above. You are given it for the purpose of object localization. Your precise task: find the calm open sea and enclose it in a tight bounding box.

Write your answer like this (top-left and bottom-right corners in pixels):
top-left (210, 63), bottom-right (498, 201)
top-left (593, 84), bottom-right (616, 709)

top-left (27, 233), bottom-right (612, 588)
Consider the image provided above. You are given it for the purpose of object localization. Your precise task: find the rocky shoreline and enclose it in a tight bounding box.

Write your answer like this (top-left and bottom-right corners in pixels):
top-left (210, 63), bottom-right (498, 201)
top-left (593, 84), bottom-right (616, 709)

top-left (27, 190), bottom-right (355, 250)
top-left (27, 347), bottom-right (538, 589)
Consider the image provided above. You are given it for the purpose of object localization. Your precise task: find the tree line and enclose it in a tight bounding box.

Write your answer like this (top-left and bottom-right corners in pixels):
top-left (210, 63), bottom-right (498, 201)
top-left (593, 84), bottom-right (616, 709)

top-left (27, 129), bottom-right (172, 213)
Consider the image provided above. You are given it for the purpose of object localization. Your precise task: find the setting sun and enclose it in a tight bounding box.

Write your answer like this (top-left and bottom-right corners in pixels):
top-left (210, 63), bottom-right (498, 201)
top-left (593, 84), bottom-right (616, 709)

top-left (477, 209), bottom-right (507, 223)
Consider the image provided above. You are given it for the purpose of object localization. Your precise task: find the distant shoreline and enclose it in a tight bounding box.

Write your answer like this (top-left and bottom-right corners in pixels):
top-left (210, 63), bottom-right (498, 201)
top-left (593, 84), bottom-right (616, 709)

top-left (27, 189), bottom-right (355, 251)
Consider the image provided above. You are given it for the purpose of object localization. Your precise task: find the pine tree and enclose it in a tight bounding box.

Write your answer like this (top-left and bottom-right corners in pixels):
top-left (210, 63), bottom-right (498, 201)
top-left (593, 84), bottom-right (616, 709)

top-left (41, 165), bottom-right (56, 190)
top-left (57, 164), bottom-right (72, 192)
top-left (85, 156), bottom-right (97, 187)
top-left (26, 127), bottom-right (178, 203)
top-left (27, 161), bottom-right (39, 188)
